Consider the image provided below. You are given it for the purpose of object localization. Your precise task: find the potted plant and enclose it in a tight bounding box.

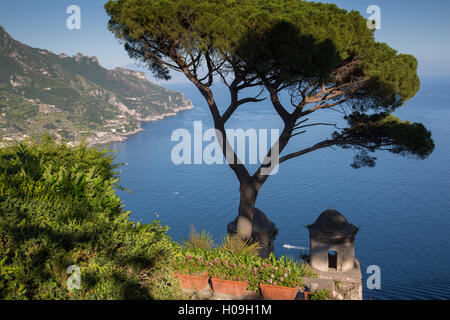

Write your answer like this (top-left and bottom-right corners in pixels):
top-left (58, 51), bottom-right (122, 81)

top-left (258, 255), bottom-right (307, 300)
top-left (208, 257), bottom-right (250, 296)
top-left (173, 254), bottom-right (210, 291)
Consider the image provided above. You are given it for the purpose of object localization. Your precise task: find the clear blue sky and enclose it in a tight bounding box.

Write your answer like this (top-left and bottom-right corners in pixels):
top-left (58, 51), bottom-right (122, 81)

top-left (0, 0), bottom-right (449, 76)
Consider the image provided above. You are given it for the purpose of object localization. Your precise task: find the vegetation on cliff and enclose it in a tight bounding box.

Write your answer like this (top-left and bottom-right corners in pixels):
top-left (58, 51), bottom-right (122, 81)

top-left (0, 138), bottom-right (314, 300)
top-left (0, 26), bottom-right (193, 145)
top-left (0, 137), bottom-right (181, 299)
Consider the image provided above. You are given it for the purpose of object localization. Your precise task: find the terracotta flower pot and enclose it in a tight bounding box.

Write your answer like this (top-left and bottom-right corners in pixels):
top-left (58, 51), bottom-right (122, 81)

top-left (304, 291), bottom-right (310, 300)
top-left (175, 272), bottom-right (209, 290)
top-left (260, 283), bottom-right (299, 300)
top-left (211, 278), bottom-right (248, 296)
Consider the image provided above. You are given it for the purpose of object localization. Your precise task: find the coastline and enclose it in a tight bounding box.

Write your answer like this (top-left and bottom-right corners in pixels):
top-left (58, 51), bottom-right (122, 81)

top-left (0, 102), bottom-right (194, 149)
top-left (87, 103), bottom-right (194, 147)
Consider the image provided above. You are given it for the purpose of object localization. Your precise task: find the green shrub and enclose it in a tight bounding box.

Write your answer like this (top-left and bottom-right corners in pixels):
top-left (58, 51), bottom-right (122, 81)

top-left (207, 256), bottom-right (258, 288)
top-left (0, 138), bottom-right (180, 299)
top-left (308, 289), bottom-right (334, 300)
top-left (182, 227), bottom-right (215, 251)
top-left (258, 254), bottom-right (315, 288)
top-left (139, 261), bottom-right (183, 300)
top-left (172, 252), bottom-right (209, 276)
top-left (0, 138), bottom-right (316, 300)
top-left (221, 234), bottom-right (261, 257)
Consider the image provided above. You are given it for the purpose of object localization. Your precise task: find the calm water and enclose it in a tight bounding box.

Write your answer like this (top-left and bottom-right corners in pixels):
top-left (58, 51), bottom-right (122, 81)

top-left (109, 75), bottom-right (450, 300)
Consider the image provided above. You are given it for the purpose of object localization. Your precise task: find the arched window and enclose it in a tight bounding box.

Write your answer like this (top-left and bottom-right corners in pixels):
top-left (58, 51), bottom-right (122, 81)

top-left (328, 250), bottom-right (337, 270)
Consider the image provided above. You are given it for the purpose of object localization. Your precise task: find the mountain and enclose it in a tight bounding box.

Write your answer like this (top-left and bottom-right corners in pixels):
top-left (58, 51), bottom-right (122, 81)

top-left (0, 26), bottom-right (193, 146)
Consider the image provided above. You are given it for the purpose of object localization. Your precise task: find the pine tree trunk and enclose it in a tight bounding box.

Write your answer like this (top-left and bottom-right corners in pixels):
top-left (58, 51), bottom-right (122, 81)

top-left (236, 181), bottom-right (258, 240)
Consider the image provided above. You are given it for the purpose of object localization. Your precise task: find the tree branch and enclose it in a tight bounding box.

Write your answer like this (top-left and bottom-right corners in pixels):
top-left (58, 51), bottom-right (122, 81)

top-left (269, 90), bottom-right (291, 123)
top-left (294, 122), bottom-right (340, 130)
top-left (302, 96), bottom-right (353, 116)
top-left (278, 137), bottom-right (396, 164)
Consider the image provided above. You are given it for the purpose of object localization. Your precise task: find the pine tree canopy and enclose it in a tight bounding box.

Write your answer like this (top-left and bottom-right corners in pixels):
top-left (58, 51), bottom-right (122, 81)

top-left (105, 0), bottom-right (433, 169)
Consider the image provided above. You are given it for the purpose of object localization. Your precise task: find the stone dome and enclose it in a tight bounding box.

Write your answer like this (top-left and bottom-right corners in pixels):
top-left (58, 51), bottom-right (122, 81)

top-left (308, 209), bottom-right (358, 240)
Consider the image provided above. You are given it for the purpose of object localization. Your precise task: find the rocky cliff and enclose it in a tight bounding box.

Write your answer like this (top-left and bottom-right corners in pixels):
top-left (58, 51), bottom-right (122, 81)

top-left (0, 26), bottom-right (193, 146)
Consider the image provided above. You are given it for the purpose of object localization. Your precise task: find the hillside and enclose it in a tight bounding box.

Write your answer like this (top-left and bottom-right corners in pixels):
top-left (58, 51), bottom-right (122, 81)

top-left (0, 26), bottom-right (193, 146)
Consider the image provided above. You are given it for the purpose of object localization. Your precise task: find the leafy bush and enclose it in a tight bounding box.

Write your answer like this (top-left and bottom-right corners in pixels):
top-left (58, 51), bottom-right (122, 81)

top-left (221, 234), bottom-right (261, 257)
top-left (0, 138), bottom-right (316, 299)
top-left (182, 227), bottom-right (215, 251)
top-left (207, 256), bottom-right (256, 286)
top-left (258, 254), bottom-right (315, 288)
top-left (172, 252), bottom-right (209, 276)
top-left (308, 289), bottom-right (334, 300)
top-left (139, 261), bottom-right (183, 300)
top-left (0, 138), bottom-right (180, 299)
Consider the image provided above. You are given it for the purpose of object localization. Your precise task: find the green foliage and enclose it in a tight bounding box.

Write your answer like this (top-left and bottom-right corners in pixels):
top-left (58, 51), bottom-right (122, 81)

top-left (221, 234), bottom-right (261, 257)
top-left (182, 227), bottom-right (215, 251)
top-left (207, 256), bottom-right (257, 286)
top-left (258, 254), bottom-right (315, 288)
top-left (335, 112), bottom-right (435, 168)
top-left (0, 138), bottom-right (180, 299)
top-left (0, 138), bottom-right (315, 299)
top-left (105, 0), bottom-right (433, 168)
top-left (348, 113), bottom-right (434, 158)
top-left (172, 249), bottom-right (262, 290)
top-left (105, 0), bottom-right (419, 106)
top-left (308, 289), bottom-right (334, 300)
top-left (238, 21), bottom-right (340, 85)
top-left (172, 252), bottom-right (209, 276)
top-left (139, 261), bottom-right (183, 300)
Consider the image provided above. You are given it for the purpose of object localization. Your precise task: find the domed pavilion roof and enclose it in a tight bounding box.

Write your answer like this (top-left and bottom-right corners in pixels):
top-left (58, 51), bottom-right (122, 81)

top-left (308, 209), bottom-right (358, 239)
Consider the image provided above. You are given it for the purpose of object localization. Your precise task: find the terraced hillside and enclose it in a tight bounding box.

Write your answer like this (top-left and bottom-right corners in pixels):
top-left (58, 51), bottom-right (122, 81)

top-left (0, 26), bottom-right (193, 145)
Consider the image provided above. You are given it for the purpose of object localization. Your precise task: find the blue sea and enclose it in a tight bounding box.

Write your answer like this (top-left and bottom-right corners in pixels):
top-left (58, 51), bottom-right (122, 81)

top-left (108, 75), bottom-right (450, 300)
